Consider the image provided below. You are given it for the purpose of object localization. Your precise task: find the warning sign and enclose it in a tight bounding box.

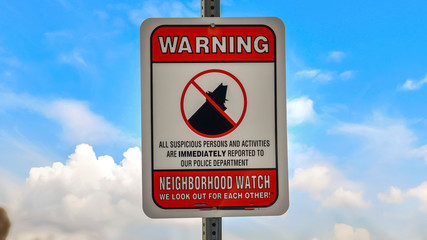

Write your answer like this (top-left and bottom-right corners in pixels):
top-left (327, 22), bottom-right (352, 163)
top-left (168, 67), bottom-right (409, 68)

top-left (141, 17), bottom-right (288, 218)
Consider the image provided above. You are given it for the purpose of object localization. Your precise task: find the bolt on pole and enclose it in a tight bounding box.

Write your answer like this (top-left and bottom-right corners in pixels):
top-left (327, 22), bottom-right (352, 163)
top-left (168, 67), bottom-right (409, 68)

top-left (201, 0), bottom-right (221, 240)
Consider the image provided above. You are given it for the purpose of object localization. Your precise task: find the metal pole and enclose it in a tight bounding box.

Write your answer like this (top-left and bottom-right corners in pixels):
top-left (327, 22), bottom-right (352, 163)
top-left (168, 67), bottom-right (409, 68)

top-left (201, 0), bottom-right (220, 17)
top-left (201, 0), bottom-right (221, 240)
top-left (203, 217), bottom-right (222, 240)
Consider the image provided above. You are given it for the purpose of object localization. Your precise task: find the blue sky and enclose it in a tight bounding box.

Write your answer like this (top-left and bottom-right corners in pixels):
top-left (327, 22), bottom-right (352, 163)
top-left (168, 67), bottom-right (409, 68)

top-left (1, 0), bottom-right (427, 239)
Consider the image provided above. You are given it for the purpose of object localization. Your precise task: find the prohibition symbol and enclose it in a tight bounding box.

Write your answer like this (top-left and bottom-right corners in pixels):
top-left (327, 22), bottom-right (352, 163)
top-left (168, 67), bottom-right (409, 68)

top-left (181, 69), bottom-right (247, 138)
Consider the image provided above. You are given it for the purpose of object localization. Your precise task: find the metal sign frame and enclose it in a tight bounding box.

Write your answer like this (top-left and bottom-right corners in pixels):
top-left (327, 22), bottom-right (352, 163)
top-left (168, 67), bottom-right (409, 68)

top-left (141, 17), bottom-right (288, 218)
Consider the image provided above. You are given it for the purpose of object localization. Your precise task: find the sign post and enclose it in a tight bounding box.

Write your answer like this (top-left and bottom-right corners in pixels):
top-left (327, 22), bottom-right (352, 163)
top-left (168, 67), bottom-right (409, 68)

top-left (201, 2), bottom-right (222, 239)
top-left (140, 4), bottom-right (288, 225)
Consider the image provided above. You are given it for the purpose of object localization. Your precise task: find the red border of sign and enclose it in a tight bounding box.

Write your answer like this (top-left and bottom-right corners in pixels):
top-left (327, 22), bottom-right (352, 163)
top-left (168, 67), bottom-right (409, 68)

top-left (180, 69), bottom-right (247, 138)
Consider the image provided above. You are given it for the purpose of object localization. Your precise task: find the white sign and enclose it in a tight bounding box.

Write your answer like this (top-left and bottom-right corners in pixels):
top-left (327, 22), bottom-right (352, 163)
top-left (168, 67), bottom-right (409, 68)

top-left (140, 17), bottom-right (288, 218)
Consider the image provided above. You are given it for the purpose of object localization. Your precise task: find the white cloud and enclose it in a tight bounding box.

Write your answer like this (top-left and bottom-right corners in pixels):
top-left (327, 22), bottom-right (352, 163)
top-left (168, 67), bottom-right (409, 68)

top-left (14, 228), bottom-right (95, 240)
top-left (407, 182), bottom-right (427, 211)
top-left (327, 51), bottom-right (346, 62)
top-left (0, 91), bottom-right (135, 145)
top-left (289, 142), bottom-right (368, 207)
top-left (323, 187), bottom-right (371, 208)
top-left (0, 130), bottom-right (56, 172)
top-left (8, 144), bottom-right (199, 240)
top-left (295, 66), bottom-right (355, 82)
top-left (44, 99), bottom-right (128, 144)
top-left (312, 223), bottom-right (370, 240)
top-left (295, 69), bottom-right (320, 79)
top-left (289, 160), bottom-right (368, 207)
top-left (60, 49), bottom-right (88, 67)
top-left (331, 113), bottom-right (420, 162)
top-left (295, 69), bottom-right (335, 83)
top-left (287, 141), bottom-right (338, 173)
top-left (334, 223), bottom-right (370, 240)
top-left (290, 165), bottom-right (332, 197)
top-left (315, 72), bottom-right (334, 82)
top-left (377, 182), bottom-right (427, 210)
top-left (377, 186), bottom-right (404, 203)
top-left (287, 96), bottom-right (316, 125)
top-left (411, 144), bottom-right (427, 165)
top-left (339, 70), bottom-right (356, 80)
top-left (401, 75), bottom-right (427, 90)
top-left (0, 169), bottom-right (23, 206)
top-left (129, 0), bottom-right (198, 25)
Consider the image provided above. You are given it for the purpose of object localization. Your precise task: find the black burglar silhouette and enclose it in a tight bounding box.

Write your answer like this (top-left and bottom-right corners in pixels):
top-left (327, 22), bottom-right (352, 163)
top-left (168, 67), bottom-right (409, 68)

top-left (188, 83), bottom-right (233, 135)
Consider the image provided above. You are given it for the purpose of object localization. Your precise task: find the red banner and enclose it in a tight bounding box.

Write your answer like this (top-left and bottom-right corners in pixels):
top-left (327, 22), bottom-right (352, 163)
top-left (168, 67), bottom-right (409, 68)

top-left (153, 169), bottom-right (277, 208)
top-left (151, 25), bottom-right (276, 62)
